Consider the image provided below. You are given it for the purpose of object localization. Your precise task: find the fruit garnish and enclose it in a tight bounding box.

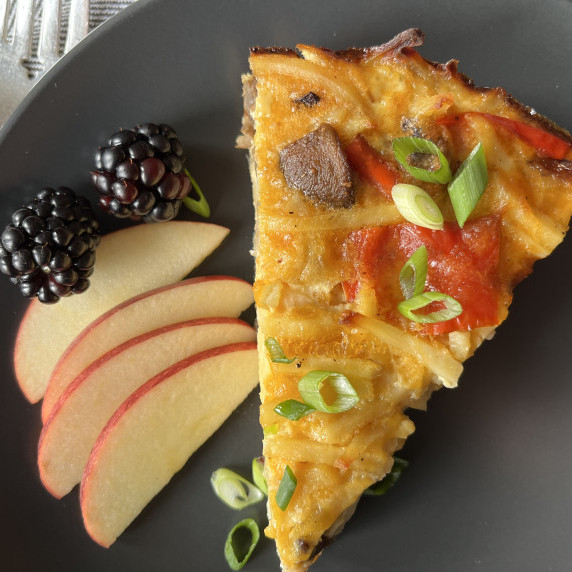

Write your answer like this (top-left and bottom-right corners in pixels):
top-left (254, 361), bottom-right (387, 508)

top-left (40, 275), bottom-right (253, 422)
top-left (79, 342), bottom-right (259, 547)
top-left (91, 122), bottom-right (209, 222)
top-left (39, 317), bottom-right (256, 498)
top-left (14, 222), bottom-right (230, 403)
top-left (0, 187), bottom-right (100, 304)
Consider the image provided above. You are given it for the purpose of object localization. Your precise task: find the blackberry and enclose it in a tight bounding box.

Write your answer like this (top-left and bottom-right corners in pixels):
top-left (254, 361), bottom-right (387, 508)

top-left (0, 187), bottom-right (100, 304)
top-left (92, 123), bottom-right (193, 223)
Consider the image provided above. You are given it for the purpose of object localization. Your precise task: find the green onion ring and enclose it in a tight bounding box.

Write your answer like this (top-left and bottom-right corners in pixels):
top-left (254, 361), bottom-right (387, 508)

top-left (263, 424), bottom-right (278, 436)
top-left (224, 518), bottom-right (260, 570)
top-left (275, 465), bottom-right (297, 511)
top-left (251, 457), bottom-right (268, 496)
top-left (392, 136), bottom-right (452, 184)
top-left (399, 246), bottom-right (428, 300)
top-left (274, 399), bottom-right (316, 421)
top-left (391, 184), bottom-right (444, 230)
top-left (364, 457), bottom-right (409, 496)
top-left (447, 142), bottom-right (488, 227)
top-left (210, 468), bottom-right (264, 510)
top-left (398, 291), bottom-right (463, 324)
top-left (298, 370), bottom-right (359, 413)
top-left (264, 337), bottom-right (296, 364)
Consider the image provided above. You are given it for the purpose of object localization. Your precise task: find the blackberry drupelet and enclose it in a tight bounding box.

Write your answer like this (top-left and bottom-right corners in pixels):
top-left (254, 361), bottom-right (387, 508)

top-left (0, 187), bottom-right (100, 304)
top-left (92, 123), bottom-right (193, 222)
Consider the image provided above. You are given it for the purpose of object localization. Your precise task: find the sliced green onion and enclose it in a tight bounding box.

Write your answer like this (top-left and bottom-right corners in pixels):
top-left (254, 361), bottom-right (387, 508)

top-left (182, 169), bottom-right (211, 218)
top-left (274, 399), bottom-right (316, 421)
top-left (224, 518), bottom-right (260, 571)
top-left (392, 136), bottom-right (452, 184)
top-left (298, 370), bottom-right (359, 414)
top-left (252, 456), bottom-right (268, 496)
top-left (399, 246), bottom-right (428, 300)
top-left (364, 457), bottom-right (409, 496)
top-left (264, 337), bottom-right (295, 364)
top-left (210, 468), bottom-right (264, 510)
top-left (447, 142), bottom-right (488, 227)
top-left (263, 423), bottom-right (278, 436)
top-left (391, 184), bottom-right (444, 230)
top-left (275, 465), bottom-right (297, 511)
top-left (398, 291), bottom-right (462, 324)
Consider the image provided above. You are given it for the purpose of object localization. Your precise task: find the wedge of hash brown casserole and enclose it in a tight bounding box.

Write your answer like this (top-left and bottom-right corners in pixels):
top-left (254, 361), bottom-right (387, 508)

top-left (238, 28), bottom-right (572, 571)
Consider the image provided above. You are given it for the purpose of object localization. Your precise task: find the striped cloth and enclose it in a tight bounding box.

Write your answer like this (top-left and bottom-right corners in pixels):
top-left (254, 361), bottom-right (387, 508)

top-left (88, 0), bottom-right (137, 30)
top-left (10, 0), bottom-right (138, 77)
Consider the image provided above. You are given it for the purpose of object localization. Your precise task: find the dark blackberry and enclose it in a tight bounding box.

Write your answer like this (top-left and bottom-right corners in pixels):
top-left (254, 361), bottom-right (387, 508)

top-left (92, 123), bottom-right (193, 223)
top-left (0, 187), bottom-right (100, 304)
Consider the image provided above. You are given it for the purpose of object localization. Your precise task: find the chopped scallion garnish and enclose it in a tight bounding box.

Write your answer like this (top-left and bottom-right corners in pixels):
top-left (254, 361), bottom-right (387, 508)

top-left (251, 457), bottom-right (268, 496)
top-left (364, 457), bottom-right (409, 496)
top-left (398, 291), bottom-right (462, 324)
top-left (274, 399), bottom-right (316, 421)
top-left (275, 465), bottom-right (297, 511)
top-left (210, 468), bottom-right (264, 510)
top-left (447, 142), bottom-right (488, 227)
top-left (264, 337), bottom-right (296, 364)
top-left (298, 370), bottom-right (359, 414)
top-left (263, 423), bottom-right (278, 436)
top-left (224, 518), bottom-right (260, 570)
top-left (399, 246), bottom-right (428, 300)
top-left (392, 136), bottom-right (452, 184)
top-left (391, 184), bottom-right (444, 230)
top-left (182, 169), bottom-right (211, 218)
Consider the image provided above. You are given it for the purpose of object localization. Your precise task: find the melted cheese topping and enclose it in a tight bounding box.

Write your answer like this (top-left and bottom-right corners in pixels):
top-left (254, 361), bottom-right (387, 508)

top-left (244, 40), bottom-right (572, 571)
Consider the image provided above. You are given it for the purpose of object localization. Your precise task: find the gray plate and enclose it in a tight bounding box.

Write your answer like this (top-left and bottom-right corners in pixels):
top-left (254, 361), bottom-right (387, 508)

top-left (1, 0), bottom-right (572, 570)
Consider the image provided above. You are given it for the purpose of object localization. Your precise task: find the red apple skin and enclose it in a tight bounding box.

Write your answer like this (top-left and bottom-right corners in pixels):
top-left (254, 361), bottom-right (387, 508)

top-left (14, 221), bottom-right (230, 403)
top-left (79, 341), bottom-right (258, 548)
top-left (38, 317), bottom-right (256, 498)
top-left (40, 275), bottom-right (253, 422)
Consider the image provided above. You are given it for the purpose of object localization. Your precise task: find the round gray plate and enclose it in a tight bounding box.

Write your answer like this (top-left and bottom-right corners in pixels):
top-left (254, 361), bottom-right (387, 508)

top-left (1, 0), bottom-right (571, 570)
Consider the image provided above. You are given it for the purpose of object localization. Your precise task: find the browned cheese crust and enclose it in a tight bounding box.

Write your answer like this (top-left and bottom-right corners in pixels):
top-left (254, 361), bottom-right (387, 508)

top-left (239, 28), bottom-right (572, 571)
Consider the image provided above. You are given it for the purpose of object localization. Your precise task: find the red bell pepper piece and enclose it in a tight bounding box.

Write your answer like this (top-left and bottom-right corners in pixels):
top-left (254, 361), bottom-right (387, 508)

top-left (341, 280), bottom-right (359, 303)
top-left (345, 135), bottom-right (398, 197)
top-left (438, 112), bottom-right (571, 160)
top-left (347, 217), bottom-right (501, 335)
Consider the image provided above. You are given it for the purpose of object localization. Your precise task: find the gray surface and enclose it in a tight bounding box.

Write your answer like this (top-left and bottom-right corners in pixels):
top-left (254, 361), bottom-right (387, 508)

top-left (0, 0), bottom-right (571, 570)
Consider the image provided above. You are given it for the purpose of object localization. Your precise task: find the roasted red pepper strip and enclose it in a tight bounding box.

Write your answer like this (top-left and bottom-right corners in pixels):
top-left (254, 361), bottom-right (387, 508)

top-left (345, 135), bottom-right (398, 197)
top-left (346, 217), bottom-right (502, 335)
top-left (341, 280), bottom-right (359, 303)
top-left (438, 112), bottom-right (571, 160)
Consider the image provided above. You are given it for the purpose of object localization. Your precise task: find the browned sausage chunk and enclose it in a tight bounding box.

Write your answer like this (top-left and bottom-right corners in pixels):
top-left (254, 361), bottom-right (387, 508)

top-left (279, 124), bottom-right (354, 208)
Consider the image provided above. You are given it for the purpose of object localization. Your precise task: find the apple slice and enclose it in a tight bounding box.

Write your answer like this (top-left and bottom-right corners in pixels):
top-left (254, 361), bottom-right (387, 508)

top-left (39, 318), bottom-right (256, 498)
top-left (14, 221), bottom-right (229, 403)
top-left (41, 275), bottom-right (253, 421)
top-left (80, 342), bottom-right (258, 547)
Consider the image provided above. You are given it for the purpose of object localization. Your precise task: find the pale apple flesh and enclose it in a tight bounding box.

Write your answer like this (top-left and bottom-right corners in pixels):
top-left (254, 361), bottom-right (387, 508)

top-left (41, 275), bottom-right (254, 422)
top-left (80, 342), bottom-right (258, 548)
top-left (14, 221), bottom-right (230, 403)
top-left (38, 318), bottom-right (256, 498)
